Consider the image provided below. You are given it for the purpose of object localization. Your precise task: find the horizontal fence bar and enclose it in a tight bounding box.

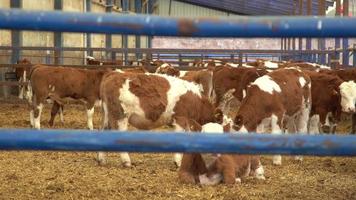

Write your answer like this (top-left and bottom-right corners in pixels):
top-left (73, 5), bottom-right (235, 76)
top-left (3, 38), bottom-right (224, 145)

top-left (0, 46), bottom-right (337, 53)
top-left (1, 9), bottom-right (356, 37)
top-left (0, 129), bottom-right (355, 156)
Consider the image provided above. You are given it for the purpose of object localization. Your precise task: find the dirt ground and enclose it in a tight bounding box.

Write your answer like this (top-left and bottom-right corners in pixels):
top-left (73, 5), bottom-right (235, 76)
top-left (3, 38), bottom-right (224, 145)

top-left (0, 102), bottom-right (355, 200)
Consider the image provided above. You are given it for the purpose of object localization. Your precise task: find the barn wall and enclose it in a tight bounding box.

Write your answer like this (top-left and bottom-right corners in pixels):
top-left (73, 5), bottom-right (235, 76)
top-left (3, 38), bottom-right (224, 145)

top-left (0, 0), bottom-right (11, 64)
top-left (154, 0), bottom-right (281, 54)
top-left (62, 0), bottom-right (85, 64)
top-left (0, 0), bottom-right (11, 97)
top-left (157, 0), bottom-right (228, 17)
top-left (21, 0), bottom-right (54, 64)
top-left (90, 1), bottom-right (105, 60)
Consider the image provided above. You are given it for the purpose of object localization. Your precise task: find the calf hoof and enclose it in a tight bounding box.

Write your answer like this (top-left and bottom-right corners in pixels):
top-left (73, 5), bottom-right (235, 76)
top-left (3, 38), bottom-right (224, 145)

top-left (235, 178), bottom-right (242, 183)
top-left (97, 158), bottom-right (107, 165)
top-left (255, 174), bottom-right (266, 180)
top-left (272, 156), bottom-right (282, 166)
top-left (122, 161), bottom-right (132, 168)
top-left (174, 161), bottom-right (181, 168)
top-left (294, 156), bottom-right (303, 162)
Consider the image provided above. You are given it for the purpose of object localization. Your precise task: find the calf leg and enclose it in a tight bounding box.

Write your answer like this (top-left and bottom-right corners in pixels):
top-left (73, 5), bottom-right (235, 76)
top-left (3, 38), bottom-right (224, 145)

top-left (352, 114), bottom-right (356, 134)
top-left (117, 118), bottom-right (131, 167)
top-left (49, 101), bottom-right (61, 127)
top-left (178, 153), bottom-right (208, 184)
top-left (222, 165), bottom-right (237, 184)
top-left (29, 109), bottom-right (34, 128)
top-left (33, 103), bottom-right (43, 130)
top-left (250, 156), bottom-right (265, 180)
top-left (271, 114), bottom-right (283, 165)
top-left (59, 105), bottom-right (64, 124)
top-left (86, 106), bottom-right (95, 130)
top-left (172, 117), bottom-right (189, 167)
top-left (18, 77), bottom-right (24, 99)
top-left (97, 101), bottom-right (127, 166)
top-left (308, 115), bottom-right (320, 134)
top-left (294, 105), bottom-right (310, 162)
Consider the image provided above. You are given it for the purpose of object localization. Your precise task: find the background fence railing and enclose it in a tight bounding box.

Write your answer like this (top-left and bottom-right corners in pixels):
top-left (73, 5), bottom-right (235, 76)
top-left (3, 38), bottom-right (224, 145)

top-left (0, 9), bottom-right (355, 155)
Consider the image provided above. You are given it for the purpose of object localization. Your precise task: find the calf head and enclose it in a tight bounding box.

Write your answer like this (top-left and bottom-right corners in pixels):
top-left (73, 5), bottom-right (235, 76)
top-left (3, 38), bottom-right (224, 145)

top-left (232, 115), bottom-right (249, 133)
top-left (155, 63), bottom-right (180, 77)
top-left (17, 58), bottom-right (31, 65)
top-left (339, 81), bottom-right (356, 113)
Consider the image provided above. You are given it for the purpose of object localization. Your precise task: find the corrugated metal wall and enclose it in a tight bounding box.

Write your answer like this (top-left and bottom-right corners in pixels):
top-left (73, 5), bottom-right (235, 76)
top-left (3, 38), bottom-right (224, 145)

top-left (157, 0), bottom-right (229, 17)
top-left (0, 0), bottom-right (149, 65)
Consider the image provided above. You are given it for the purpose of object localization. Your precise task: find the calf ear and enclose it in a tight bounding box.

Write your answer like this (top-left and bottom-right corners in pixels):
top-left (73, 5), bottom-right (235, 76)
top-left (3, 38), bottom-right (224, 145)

top-left (332, 89), bottom-right (339, 96)
top-left (188, 119), bottom-right (202, 132)
top-left (233, 115), bottom-right (244, 130)
top-left (214, 108), bottom-right (223, 124)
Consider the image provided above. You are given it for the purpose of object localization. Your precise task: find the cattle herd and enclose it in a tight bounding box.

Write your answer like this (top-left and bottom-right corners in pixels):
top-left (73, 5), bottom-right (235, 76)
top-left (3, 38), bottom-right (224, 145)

top-left (12, 56), bottom-right (356, 185)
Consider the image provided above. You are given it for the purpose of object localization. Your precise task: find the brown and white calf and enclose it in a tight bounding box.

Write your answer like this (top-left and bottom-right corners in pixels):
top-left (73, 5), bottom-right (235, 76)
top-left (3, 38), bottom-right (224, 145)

top-left (99, 72), bottom-right (222, 167)
top-left (154, 64), bottom-right (214, 99)
top-left (46, 67), bottom-right (148, 127)
top-left (86, 56), bottom-right (122, 66)
top-left (233, 68), bottom-right (311, 165)
top-left (319, 68), bottom-right (356, 133)
top-left (212, 65), bottom-right (267, 117)
top-left (304, 71), bottom-right (356, 134)
top-left (178, 124), bottom-right (264, 185)
top-left (28, 65), bottom-right (108, 130)
top-left (15, 58), bottom-right (32, 99)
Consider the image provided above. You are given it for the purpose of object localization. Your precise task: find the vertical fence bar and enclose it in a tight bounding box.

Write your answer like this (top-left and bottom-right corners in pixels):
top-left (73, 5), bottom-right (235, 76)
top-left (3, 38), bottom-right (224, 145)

top-left (353, 44), bottom-right (356, 67)
top-left (54, 0), bottom-right (62, 65)
top-left (335, 0), bottom-right (341, 68)
top-left (122, 0), bottom-right (129, 65)
top-left (85, 0), bottom-right (92, 59)
top-left (306, 0), bottom-right (312, 62)
top-left (135, 0), bottom-right (142, 60)
top-left (318, 0), bottom-right (326, 65)
top-left (106, 0), bottom-right (114, 61)
top-left (10, 0), bottom-right (22, 64)
top-left (342, 0), bottom-right (349, 67)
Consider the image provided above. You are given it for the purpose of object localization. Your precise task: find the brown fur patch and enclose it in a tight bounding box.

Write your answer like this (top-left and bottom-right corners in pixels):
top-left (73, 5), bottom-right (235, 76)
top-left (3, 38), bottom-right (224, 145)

top-left (173, 91), bottom-right (217, 125)
top-left (305, 71), bottom-right (343, 124)
top-left (128, 74), bottom-right (170, 122)
top-left (235, 68), bottom-right (311, 131)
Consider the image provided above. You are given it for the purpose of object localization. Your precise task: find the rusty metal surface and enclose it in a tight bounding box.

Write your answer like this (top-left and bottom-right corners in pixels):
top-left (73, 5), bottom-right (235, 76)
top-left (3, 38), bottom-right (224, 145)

top-left (0, 129), bottom-right (354, 156)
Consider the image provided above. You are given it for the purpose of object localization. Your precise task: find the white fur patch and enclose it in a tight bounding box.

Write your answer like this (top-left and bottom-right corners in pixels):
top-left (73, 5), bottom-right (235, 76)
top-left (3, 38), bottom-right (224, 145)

top-left (264, 61), bottom-right (279, 68)
top-left (179, 71), bottom-right (188, 77)
top-left (226, 63), bottom-right (239, 68)
top-left (86, 56), bottom-right (95, 60)
top-left (242, 89), bottom-right (246, 98)
top-left (339, 81), bottom-right (356, 112)
top-left (201, 123), bottom-right (224, 133)
top-left (255, 165), bottom-right (265, 180)
top-left (155, 74), bottom-right (202, 116)
top-left (306, 62), bottom-right (318, 67)
top-left (118, 79), bottom-right (145, 117)
top-left (199, 173), bottom-right (223, 185)
top-left (242, 64), bottom-right (254, 68)
top-left (115, 69), bottom-right (124, 73)
top-left (299, 77), bottom-right (306, 87)
top-left (237, 125), bottom-right (248, 133)
top-left (252, 75), bottom-right (281, 94)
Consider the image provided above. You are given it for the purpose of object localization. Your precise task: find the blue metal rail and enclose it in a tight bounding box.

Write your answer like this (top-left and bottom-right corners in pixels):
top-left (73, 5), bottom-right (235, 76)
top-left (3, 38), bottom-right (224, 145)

top-left (1, 9), bottom-right (356, 37)
top-left (0, 129), bottom-right (355, 156)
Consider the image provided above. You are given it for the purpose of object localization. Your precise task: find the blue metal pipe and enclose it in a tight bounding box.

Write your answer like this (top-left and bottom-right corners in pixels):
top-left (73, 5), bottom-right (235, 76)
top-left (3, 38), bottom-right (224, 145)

top-left (0, 129), bottom-right (355, 156)
top-left (1, 9), bottom-right (356, 38)
top-left (342, 38), bottom-right (349, 67)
